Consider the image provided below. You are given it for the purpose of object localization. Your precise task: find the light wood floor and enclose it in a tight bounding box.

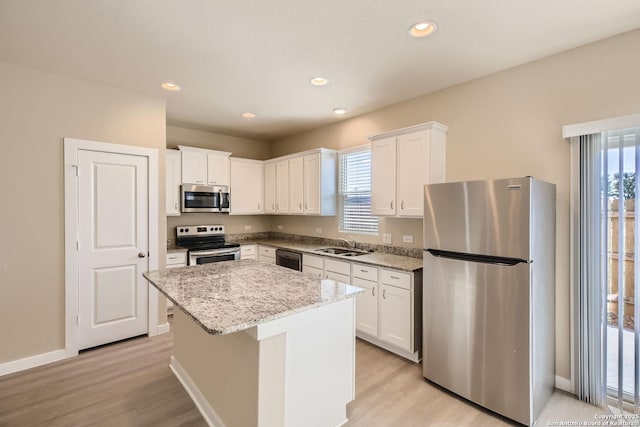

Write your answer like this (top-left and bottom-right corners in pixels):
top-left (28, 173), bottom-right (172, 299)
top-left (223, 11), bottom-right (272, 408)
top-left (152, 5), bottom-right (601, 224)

top-left (0, 323), bottom-right (605, 427)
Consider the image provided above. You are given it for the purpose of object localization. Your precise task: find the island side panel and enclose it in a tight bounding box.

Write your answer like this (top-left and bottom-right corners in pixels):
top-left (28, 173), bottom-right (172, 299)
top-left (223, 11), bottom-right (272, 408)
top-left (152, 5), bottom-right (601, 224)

top-left (283, 297), bottom-right (356, 427)
top-left (172, 310), bottom-right (260, 427)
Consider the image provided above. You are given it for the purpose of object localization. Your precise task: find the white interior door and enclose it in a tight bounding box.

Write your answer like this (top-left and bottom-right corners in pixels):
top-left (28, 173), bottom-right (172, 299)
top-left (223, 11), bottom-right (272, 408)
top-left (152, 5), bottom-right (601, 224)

top-left (77, 150), bottom-right (149, 350)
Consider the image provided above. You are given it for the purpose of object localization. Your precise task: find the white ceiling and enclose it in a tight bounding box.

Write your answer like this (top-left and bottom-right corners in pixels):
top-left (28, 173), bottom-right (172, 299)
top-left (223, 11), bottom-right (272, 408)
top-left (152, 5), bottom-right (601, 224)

top-left (1, 1), bottom-right (640, 141)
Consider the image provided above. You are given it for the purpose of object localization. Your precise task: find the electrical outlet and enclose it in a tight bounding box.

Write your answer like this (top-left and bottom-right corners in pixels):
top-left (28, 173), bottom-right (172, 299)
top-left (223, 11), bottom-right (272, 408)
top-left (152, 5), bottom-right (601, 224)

top-left (244, 225), bottom-right (252, 231)
top-left (315, 228), bottom-right (322, 234)
top-left (403, 235), bottom-right (413, 243)
top-left (277, 224), bottom-right (283, 230)
top-left (383, 233), bottom-right (392, 245)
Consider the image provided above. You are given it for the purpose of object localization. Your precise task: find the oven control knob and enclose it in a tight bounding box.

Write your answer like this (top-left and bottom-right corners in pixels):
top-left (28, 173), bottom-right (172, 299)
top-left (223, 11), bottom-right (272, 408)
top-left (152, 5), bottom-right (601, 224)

top-left (185, 228), bottom-right (189, 232)
top-left (179, 228), bottom-right (184, 232)
top-left (210, 227), bottom-right (214, 231)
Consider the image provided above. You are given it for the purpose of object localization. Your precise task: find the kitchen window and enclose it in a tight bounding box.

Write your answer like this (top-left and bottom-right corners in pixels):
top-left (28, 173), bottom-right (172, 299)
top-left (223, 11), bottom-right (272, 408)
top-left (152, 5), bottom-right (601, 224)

top-left (338, 145), bottom-right (379, 234)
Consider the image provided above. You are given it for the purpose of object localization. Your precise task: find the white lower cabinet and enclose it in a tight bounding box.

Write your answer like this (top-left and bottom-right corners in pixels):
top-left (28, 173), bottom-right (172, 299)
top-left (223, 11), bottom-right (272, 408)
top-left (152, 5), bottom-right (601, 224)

top-left (352, 276), bottom-right (378, 337)
top-left (324, 258), bottom-right (351, 284)
top-left (240, 244), bottom-right (257, 260)
top-left (258, 245), bottom-right (276, 263)
top-left (302, 254), bottom-right (324, 279)
top-left (379, 283), bottom-right (412, 352)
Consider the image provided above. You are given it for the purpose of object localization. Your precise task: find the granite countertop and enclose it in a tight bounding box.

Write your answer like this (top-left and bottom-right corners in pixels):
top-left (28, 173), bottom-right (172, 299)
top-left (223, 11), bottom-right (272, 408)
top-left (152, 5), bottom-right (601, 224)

top-left (240, 239), bottom-right (423, 272)
top-left (144, 259), bottom-right (363, 335)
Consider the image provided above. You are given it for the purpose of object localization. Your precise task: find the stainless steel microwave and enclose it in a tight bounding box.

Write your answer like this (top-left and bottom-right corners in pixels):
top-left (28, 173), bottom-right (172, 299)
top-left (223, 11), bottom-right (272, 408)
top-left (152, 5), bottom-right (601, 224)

top-left (181, 184), bottom-right (230, 213)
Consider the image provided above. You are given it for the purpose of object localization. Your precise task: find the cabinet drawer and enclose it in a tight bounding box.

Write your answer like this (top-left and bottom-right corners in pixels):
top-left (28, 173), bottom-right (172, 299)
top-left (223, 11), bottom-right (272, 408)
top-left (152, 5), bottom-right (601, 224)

top-left (324, 258), bottom-right (351, 276)
top-left (352, 263), bottom-right (378, 281)
top-left (241, 244), bottom-right (257, 256)
top-left (380, 269), bottom-right (411, 290)
top-left (258, 246), bottom-right (276, 257)
top-left (303, 254), bottom-right (324, 269)
top-left (166, 251), bottom-right (187, 266)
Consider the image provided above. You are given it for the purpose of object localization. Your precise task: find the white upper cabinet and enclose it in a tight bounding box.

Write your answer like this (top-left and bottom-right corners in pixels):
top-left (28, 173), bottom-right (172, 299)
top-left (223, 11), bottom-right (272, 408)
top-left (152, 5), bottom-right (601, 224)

top-left (180, 149), bottom-right (207, 185)
top-left (207, 152), bottom-right (231, 186)
top-left (166, 149), bottom-right (182, 216)
top-left (371, 136), bottom-right (397, 216)
top-left (275, 159), bottom-right (290, 213)
top-left (370, 122), bottom-right (447, 217)
top-left (229, 158), bottom-right (264, 215)
top-left (289, 156), bottom-right (304, 214)
top-left (178, 146), bottom-right (231, 186)
top-left (264, 161), bottom-right (276, 214)
top-left (303, 150), bottom-right (336, 216)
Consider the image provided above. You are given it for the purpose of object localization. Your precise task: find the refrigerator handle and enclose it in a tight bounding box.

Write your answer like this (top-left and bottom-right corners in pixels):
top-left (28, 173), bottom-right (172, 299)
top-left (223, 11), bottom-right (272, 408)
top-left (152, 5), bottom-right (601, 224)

top-left (425, 249), bottom-right (529, 266)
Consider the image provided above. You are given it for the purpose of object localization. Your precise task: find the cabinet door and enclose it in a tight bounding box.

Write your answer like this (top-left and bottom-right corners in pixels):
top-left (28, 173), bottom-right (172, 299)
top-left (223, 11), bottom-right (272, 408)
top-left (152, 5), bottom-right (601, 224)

top-left (275, 160), bottom-right (290, 213)
top-left (303, 153), bottom-right (320, 215)
top-left (397, 131), bottom-right (428, 217)
top-left (325, 270), bottom-right (350, 284)
top-left (230, 159), bottom-right (264, 214)
top-left (207, 153), bottom-right (230, 186)
top-left (371, 137), bottom-right (397, 215)
top-left (289, 156), bottom-right (304, 214)
top-left (379, 284), bottom-right (411, 351)
top-left (181, 150), bottom-right (207, 185)
top-left (166, 150), bottom-right (181, 216)
top-left (302, 265), bottom-right (323, 279)
top-left (264, 162), bottom-right (276, 213)
top-left (352, 277), bottom-right (378, 336)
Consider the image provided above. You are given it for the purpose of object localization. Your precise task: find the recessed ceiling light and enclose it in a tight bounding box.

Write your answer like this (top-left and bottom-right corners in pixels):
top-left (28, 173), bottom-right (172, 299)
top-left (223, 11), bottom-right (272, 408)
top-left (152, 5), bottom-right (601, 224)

top-left (161, 82), bottom-right (181, 91)
top-left (310, 77), bottom-right (330, 87)
top-left (408, 21), bottom-right (437, 38)
top-left (242, 112), bottom-right (256, 119)
top-left (332, 108), bottom-right (347, 115)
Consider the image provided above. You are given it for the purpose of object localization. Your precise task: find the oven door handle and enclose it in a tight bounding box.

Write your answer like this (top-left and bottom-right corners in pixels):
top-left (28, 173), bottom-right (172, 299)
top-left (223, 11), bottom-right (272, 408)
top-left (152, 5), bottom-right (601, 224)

top-left (191, 249), bottom-right (238, 257)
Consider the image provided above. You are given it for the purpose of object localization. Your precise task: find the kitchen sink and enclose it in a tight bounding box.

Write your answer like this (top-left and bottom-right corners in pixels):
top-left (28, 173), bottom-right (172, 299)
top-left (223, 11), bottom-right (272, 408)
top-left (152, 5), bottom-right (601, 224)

top-left (314, 247), bottom-right (368, 257)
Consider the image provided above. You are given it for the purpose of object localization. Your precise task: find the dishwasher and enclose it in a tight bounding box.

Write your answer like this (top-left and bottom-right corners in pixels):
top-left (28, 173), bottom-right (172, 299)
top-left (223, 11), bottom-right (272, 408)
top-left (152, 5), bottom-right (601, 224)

top-left (275, 248), bottom-right (302, 271)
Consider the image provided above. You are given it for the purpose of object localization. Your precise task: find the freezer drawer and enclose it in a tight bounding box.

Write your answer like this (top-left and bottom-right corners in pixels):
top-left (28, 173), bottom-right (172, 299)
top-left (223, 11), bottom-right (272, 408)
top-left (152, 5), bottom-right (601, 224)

top-left (423, 252), bottom-right (531, 425)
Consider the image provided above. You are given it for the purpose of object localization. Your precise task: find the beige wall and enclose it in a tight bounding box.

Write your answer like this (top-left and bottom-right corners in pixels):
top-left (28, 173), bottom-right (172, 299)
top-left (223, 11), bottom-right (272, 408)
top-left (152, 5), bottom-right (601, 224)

top-left (0, 61), bottom-right (166, 364)
top-left (166, 126), bottom-right (271, 239)
top-left (270, 28), bottom-right (640, 381)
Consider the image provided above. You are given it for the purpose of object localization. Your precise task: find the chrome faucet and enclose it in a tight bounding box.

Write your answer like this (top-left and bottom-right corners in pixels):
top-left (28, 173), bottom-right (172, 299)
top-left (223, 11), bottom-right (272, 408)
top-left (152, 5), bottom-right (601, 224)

top-left (338, 236), bottom-right (357, 249)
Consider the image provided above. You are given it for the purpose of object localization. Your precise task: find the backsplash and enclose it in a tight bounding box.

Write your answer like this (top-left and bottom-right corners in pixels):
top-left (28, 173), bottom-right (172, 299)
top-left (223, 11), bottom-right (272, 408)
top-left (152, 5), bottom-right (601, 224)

top-left (226, 232), bottom-right (422, 258)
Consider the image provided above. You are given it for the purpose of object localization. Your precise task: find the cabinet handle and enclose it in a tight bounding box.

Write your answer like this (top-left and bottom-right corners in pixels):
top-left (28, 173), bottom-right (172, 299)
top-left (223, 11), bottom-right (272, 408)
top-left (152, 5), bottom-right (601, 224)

top-left (361, 269), bottom-right (368, 273)
top-left (401, 201), bottom-right (404, 210)
top-left (272, 203), bottom-right (275, 210)
top-left (372, 287), bottom-right (376, 297)
top-left (258, 203), bottom-right (261, 210)
top-left (390, 275), bottom-right (400, 280)
top-left (304, 202), bottom-right (307, 210)
top-left (383, 289), bottom-right (386, 299)
top-left (175, 202), bottom-right (178, 210)
top-left (299, 202), bottom-right (302, 210)
top-left (390, 200), bottom-right (394, 209)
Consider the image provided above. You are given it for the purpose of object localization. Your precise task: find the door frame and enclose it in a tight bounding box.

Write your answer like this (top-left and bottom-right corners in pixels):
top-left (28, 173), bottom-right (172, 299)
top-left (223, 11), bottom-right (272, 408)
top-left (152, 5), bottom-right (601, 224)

top-left (63, 138), bottom-right (159, 357)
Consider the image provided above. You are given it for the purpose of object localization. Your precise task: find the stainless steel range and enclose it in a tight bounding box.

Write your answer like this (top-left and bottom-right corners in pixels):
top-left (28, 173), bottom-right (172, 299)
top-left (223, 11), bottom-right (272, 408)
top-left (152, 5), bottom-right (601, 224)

top-left (175, 224), bottom-right (240, 266)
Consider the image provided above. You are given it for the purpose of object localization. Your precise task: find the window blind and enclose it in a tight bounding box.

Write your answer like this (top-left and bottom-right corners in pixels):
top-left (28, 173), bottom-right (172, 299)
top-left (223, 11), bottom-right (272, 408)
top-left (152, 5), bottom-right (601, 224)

top-left (338, 147), bottom-right (379, 234)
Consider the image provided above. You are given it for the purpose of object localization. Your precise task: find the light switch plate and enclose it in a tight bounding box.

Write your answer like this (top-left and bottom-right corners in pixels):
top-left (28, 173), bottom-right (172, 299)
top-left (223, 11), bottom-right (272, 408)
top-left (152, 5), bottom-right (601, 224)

top-left (383, 233), bottom-right (392, 245)
top-left (277, 225), bottom-right (283, 230)
top-left (315, 228), bottom-right (322, 234)
top-left (403, 235), bottom-right (413, 243)
top-left (244, 225), bottom-right (252, 231)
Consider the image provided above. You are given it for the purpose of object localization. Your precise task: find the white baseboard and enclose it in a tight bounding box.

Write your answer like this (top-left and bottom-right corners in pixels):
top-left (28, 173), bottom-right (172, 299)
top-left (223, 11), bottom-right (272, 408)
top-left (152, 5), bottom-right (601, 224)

top-left (170, 356), bottom-right (226, 427)
top-left (156, 322), bottom-right (170, 335)
top-left (0, 349), bottom-right (68, 377)
top-left (555, 375), bottom-right (573, 392)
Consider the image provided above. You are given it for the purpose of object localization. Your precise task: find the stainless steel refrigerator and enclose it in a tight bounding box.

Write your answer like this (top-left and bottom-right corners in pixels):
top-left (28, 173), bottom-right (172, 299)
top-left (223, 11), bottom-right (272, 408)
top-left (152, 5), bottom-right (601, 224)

top-left (422, 177), bottom-right (555, 426)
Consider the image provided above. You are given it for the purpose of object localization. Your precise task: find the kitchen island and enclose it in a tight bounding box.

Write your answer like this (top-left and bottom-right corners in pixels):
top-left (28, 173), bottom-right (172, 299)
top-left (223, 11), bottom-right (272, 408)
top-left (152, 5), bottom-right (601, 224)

top-left (143, 259), bottom-right (363, 427)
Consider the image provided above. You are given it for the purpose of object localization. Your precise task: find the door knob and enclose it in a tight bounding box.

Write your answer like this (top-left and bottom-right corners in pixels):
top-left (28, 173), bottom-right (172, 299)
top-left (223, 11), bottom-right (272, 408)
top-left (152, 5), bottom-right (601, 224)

top-left (138, 252), bottom-right (146, 258)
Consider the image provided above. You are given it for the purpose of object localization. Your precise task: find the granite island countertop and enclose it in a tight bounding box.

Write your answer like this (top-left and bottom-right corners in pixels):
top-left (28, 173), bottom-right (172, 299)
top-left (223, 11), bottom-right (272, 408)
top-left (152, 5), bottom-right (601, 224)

top-left (144, 259), bottom-right (363, 335)
top-left (238, 239), bottom-right (423, 271)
